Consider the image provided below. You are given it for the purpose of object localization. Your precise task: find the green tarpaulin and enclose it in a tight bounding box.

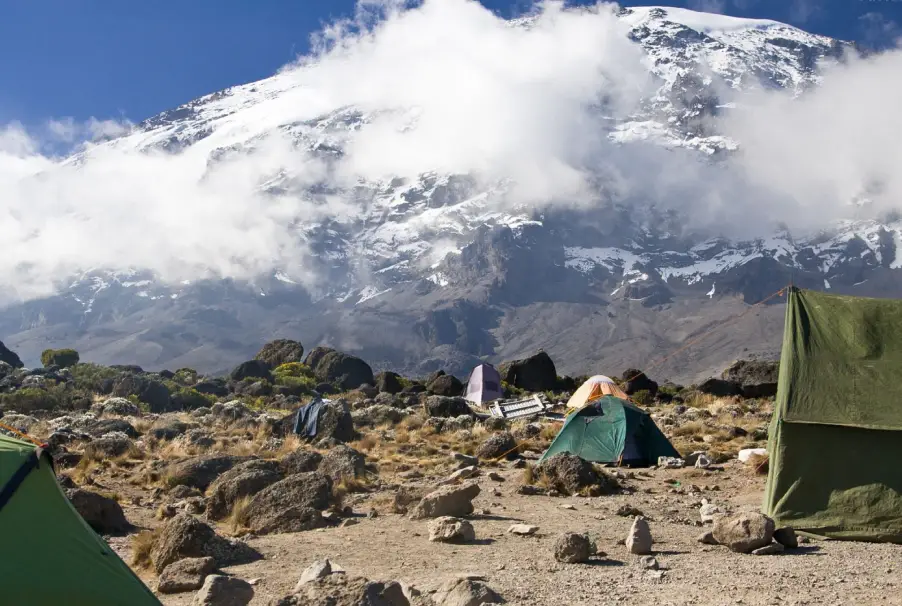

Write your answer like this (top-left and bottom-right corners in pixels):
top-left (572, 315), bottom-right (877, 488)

top-left (763, 287), bottom-right (902, 542)
top-left (539, 396), bottom-right (679, 466)
top-left (0, 434), bottom-right (161, 605)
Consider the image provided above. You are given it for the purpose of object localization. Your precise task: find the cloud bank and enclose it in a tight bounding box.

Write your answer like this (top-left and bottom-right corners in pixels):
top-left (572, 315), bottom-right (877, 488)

top-left (2, 0), bottom-right (901, 303)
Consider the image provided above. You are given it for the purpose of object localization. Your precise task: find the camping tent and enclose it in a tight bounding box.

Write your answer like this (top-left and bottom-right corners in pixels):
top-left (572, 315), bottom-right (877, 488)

top-left (566, 375), bottom-right (630, 409)
top-left (0, 434), bottom-right (161, 605)
top-left (763, 287), bottom-right (902, 543)
top-left (464, 362), bottom-right (503, 406)
top-left (539, 395), bottom-right (678, 466)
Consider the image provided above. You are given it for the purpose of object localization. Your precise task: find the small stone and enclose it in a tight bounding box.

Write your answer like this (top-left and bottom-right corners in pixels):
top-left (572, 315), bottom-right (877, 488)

top-left (487, 472), bottom-right (504, 482)
top-left (616, 505), bottom-right (644, 517)
top-left (774, 527), bottom-right (798, 548)
top-left (553, 532), bottom-right (593, 563)
top-left (452, 452), bottom-right (479, 468)
top-left (508, 524), bottom-right (539, 536)
top-left (433, 579), bottom-right (503, 605)
top-left (626, 517), bottom-right (653, 555)
top-left (712, 512), bottom-right (775, 554)
top-left (340, 519), bottom-right (359, 527)
top-left (697, 530), bottom-right (718, 545)
top-left (751, 541), bottom-right (785, 556)
top-left (561, 504), bottom-right (576, 510)
top-left (699, 502), bottom-right (725, 524)
top-left (193, 575), bottom-right (253, 606)
top-left (294, 559), bottom-right (332, 591)
top-left (448, 466), bottom-right (479, 482)
top-left (367, 509), bottom-right (378, 519)
top-left (428, 516), bottom-right (476, 543)
top-left (798, 535), bottom-right (810, 544)
top-left (639, 555), bottom-right (659, 570)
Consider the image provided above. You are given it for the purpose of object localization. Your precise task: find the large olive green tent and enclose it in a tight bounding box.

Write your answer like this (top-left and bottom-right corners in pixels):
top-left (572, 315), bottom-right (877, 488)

top-left (0, 434), bottom-right (161, 605)
top-left (538, 396), bottom-right (679, 466)
top-left (764, 287), bottom-right (902, 543)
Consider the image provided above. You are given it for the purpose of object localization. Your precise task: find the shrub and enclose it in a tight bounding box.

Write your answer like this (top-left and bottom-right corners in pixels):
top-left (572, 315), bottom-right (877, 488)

top-left (172, 368), bottom-right (198, 386)
top-left (70, 363), bottom-right (119, 392)
top-left (632, 389), bottom-right (653, 406)
top-left (273, 362), bottom-right (315, 380)
top-left (40, 348), bottom-right (80, 368)
top-left (170, 388), bottom-right (215, 411)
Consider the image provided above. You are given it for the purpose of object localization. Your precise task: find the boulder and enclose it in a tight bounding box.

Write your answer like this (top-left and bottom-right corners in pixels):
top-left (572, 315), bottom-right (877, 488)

top-left (280, 449), bottom-right (323, 475)
top-left (256, 339), bottom-right (305, 368)
top-left (81, 418), bottom-right (138, 439)
top-left (84, 436), bottom-right (135, 459)
top-left (313, 351), bottom-right (374, 391)
top-left (193, 380), bottom-right (230, 398)
top-left (165, 455), bottom-right (251, 491)
top-left (553, 532), bottom-right (593, 563)
top-left (0, 341), bottom-right (23, 368)
top-left (536, 452), bottom-right (618, 496)
top-left (157, 557), bottom-right (216, 594)
top-left (303, 346), bottom-right (337, 371)
top-left (410, 482), bottom-right (480, 520)
top-left (282, 574), bottom-right (411, 606)
top-left (696, 378), bottom-right (742, 398)
top-left (319, 444), bottom-right (367, 481)
top-left (97, 397), bottom-right (140, 417)
top-left (193, 575), bottom-right (254, 606)
top-left (428, 374), bottom-right (464, 397)
top-left (352, 405), bottom-right (403, 427)
top-left (721, 360), bottom-right (779, 399)
top-left (621, 369), bottom-right (658, 398)
top-left (230, 359), bottom-right (274, 383)
top-left (149, 420), bottom-right (192, 441)
top-left (295, 559), bottom-right (334, 589)
top-left (276, 400), bottom-right (355, 443)
top-left (499, 351), bottom-right (557, 392)
top-left (150, 513), bottom-right (261, 573)
top-left (111, 374), bottom-right (172, 413)
top-left (433, 579), bottom-right (503, 606)
top-left (428, 516), bottom-right (476, 543)
top-left (66, 488), bottom-right (130, 534)
top-left (425, 396), bottom-right (472, 418)
top-left (205, 460), bottom-right (283, 520)
top-left (243, 472), bottom-right (333, 534)
top-left (712, 512), bottom-right (775, 553)
top-left (626, 517), bottom-right (653, 555)
top-left (475, 432), bottom-right (517, 460)
top-left (774, 527), bottom-right (798, 548)
top-left (375, 371), bottom-right (404, 395)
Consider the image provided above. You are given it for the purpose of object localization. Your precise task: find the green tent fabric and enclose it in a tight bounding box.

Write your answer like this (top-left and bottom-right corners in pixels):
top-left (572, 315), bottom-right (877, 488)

top-left (0, 434), bottom-right (161, 605)
top-left (763, 287), bottom-right (902, 543)
top-left (538, 396), bottom-right (679, 466)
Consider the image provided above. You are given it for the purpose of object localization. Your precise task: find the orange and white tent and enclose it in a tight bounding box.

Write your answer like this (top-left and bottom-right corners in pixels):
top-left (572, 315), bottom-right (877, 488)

top-left (565, 375), bottom-right (629, 409)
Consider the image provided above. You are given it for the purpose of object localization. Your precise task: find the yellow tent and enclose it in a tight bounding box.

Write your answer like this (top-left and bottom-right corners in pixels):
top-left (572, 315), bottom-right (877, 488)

top-left (566, 375), bottom-right (629, 409)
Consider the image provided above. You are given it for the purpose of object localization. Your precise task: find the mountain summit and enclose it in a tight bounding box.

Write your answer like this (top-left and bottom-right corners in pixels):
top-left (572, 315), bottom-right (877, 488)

top-left (3, 5), bottom-right (897, 382)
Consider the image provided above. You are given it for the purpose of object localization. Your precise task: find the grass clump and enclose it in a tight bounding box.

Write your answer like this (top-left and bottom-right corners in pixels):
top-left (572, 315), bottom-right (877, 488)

top-left (130, 529), bottom-right (160, 570)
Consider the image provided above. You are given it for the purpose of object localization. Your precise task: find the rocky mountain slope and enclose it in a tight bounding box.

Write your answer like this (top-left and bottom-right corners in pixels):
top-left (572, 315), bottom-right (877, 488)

top-left (3, 5), bottom-right (897, 383)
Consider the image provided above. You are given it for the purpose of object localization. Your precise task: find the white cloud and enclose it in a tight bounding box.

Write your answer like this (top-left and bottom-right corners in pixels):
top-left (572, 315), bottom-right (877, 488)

top-left (1, 0), bottom-right (902, 304)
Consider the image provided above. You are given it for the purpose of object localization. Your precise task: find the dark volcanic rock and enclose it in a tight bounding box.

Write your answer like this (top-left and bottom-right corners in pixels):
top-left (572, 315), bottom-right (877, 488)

top-left (476, 431), bottom-right (518, 460)
top-left (499, 351), bottom-right (557, 392)
top-left (375, 371), bottom-right (404, 394)
top-left (112, 374), bottom-right (172, 413)
top-left (313, 352), bottom-right (374, 391)
top-left (66, 488), bottom-right (130, 534)
top-left (697, 377), bottom-right (743, 397)
top-left (150, 513), bottom-right (261, 573)
top-left (205, 460), bottom-right (284, 520)
top-left (280, 449), bottom-right (323, 474)
top-left (0, 341), bottom-right (23, 368)
top-left (229, 360), bottom-right (274, 383)
top-left (536, 452), bottom-right (618, 496)
top-left (255, 339), bottom-right (305, 368)
top-left (721, 359), bottom-right (779, 398)
top-left (621, 368), bottom-right (658, 398)
top-left (243, 472), bottom-right (333, 534)
top-left (428, 374), bottom-right (464, 397)
top-left (319, 444), bottom-right (367, 481)
top-left (425, 396), bottom-right (472, 418)
top-left (165, 455), bottom-right (252, 491)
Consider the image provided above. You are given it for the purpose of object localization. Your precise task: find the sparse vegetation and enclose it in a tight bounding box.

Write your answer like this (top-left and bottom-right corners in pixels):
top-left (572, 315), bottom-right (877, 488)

top-left (130, 529), bottom-right (160, 569)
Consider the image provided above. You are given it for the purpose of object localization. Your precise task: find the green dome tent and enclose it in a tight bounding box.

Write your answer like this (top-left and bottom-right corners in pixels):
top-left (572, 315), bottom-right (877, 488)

top-left (538, 396), bottom-right (679, 466)
top-left (0, 434), bottom-right (161, 605)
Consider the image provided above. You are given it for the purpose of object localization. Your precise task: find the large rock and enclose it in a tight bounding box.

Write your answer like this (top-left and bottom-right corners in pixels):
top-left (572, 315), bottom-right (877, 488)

top-left (429, 517), bottom-right (476, 543)
top-left (165, 455), bottom-right (251, 491)
top-left (352, 405), bottom-right (403, 427)
top-left (433, 579), bottom-right (503, 606)
top-left (280, 574), bottom-right (411, 606)
top-left (243, 472), bottom-right (333, 534)
top-left (696, 378), bottom-right (742, 398)
top-left (229, 360), bottom-right (273, 383)
top-left (193, 575), bottom-right (254, 606)
top-left (157, 557), bottom-right (216, 594)
top-left (375, 371), bottom-right (404, 395)
top-left (476, 432), bottom-right (517, 460)
top-left (312, 351), bottom-right (374, 391)
top-left (111, 373), bottom-right (172, 413)
top-left (428, 374), bottom-right (464, 397)
top-left (553, 532), bottom-right (593, 563)
top-left (0, 341), bottom-right (23, 368)
top-left (275, 400), bottom-right (355, 443)
top-left (205, 460), bottom-right (283, 520)
top-left (256, 339), bottom-right (305, 368)
top-left (81, 418), bottom-right (139, 438)
top-left (425, 396), bottom-right (472, 418)
top-left (66, 488), bottom-right (130, 534)
top-left (150, 513), bottom-right (261, 573)
top-left (712, 512), bottom-right (776, 553)
top-left (319, 444), bottom-right (367, 481)
top-left (83, 436), bottom-right (135, 459)
top-left (536, 452), bottom-right (617, 496)
top-left (280, 449), bottom-right (323, 475)
top-left (499, 351), bottom-right (557, 392)
top-left (721, 360), bottom-right (779, 399)
top-left (410, 482), bottom-right (480, 520)
top-left (621, 369), bottom-right (658, 398)
top-left (95, 397), bottom-right (140, 417)
top-left (149, 420), bottom-right (192, 441)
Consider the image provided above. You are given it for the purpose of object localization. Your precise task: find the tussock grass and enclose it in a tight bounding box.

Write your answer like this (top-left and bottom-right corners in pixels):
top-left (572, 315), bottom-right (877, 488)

top-left (226, 495), bottom-right (254, 534)
top-left (747, 452), bottom-right (769, 475)
top-left (130, 529), bottom-right (160, 570)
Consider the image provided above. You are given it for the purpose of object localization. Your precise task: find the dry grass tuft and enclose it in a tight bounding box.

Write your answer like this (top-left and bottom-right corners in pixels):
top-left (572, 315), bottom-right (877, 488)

top-left (70, 458), bottom-right (100, 485)
top-left (522, 463), bottom-right (536, 485)
top-left (225, 495), bottom-right (254, 534)
top-left (747, 452), bottom-right (769, 475)
top-left (130, 529), bottom-right (160, 570)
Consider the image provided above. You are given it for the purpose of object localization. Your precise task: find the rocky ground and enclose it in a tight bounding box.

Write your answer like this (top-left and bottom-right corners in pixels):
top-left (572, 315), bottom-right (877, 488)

top-left (1, 341), bottom-right (900, 605)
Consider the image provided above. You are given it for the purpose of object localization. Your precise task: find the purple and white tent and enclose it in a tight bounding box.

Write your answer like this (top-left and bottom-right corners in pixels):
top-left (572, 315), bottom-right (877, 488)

top-left (464, 362), bottom-right (504, 405)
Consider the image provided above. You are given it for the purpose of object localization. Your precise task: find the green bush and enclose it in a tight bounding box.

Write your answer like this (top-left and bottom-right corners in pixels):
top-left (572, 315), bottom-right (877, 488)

top-left (0, 384), bottom-right (92, 413)
top-left (273, 362), bottom-right (315, 379)
top-left (40, 348), bottom-right (80, 368)
top-left (631, 389), bottom-right (653, 406)
top-left (172, 368), bottom-right (198, 386)
top-left (171, 388), bottom-right (215, 411)
top-left (70, 363), bottom-right (119, 392)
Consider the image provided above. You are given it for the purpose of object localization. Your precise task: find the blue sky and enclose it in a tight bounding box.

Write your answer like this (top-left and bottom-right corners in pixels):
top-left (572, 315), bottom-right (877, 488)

top-left (1, 0), bottom-right (899, 128)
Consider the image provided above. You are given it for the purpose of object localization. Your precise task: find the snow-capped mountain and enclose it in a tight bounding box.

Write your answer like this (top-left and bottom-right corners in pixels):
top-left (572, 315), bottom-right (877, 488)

top-left (2, 6), bottom-right (894, 382)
